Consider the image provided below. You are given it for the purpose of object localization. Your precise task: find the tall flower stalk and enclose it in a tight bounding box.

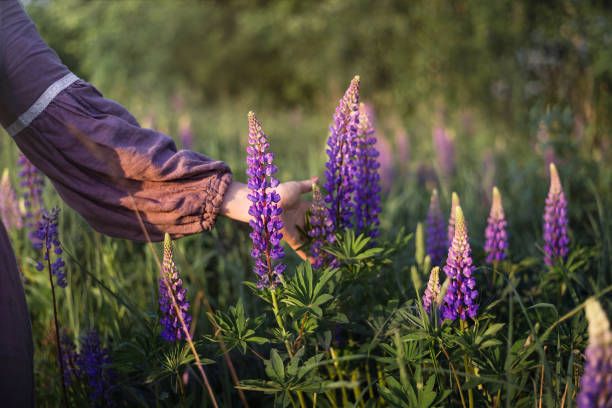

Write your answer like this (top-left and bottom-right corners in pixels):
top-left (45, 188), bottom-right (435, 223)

top-left (61, 331), bottom-right (116, 405)
top-left (0, 169), bottom-right (22, 231)
top-left (309, 183), bottom-right (337, 269)
top-left (577, 298), bottom-right (612, 408)
top-left (159, 233), bottom-right (192, 342)
top-left (34, 207), bottom-right (68, 406)
top-left (447, 192), bottom-right (461, 244)
top-left (543, 163), bottom-right (569, 265)
top-left (247, 111), bottom-right (285, 289)
top-left (422, 266), bottom-right (441, 313)
top-left (158, 233), bottom-right (218, 407)
top-left (484, 187), bottom-right (508, 263)
top-left (33, 207), bottom-right (67, 287)
top-left (439, 206), bottom-right (478, 322)
top-left (426, 189), bottom-right (447, 266)
top-left (324, 76), bottom-right (360, 230)
top-left (353, 103), bottom-right (381, 237)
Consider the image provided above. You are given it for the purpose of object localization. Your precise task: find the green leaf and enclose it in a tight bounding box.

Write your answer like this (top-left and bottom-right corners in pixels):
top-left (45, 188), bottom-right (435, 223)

top-left (265, 349), bottom-right (285, 382)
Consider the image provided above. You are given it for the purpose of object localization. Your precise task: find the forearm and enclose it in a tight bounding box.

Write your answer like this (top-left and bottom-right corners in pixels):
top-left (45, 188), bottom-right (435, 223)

top-left (219, 181), bottom-right (251, 223)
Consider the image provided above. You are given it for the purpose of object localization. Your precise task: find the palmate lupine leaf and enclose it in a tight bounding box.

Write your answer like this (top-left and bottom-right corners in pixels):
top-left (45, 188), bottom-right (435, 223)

top-left (240, 348), bottom-right (356, 395)
top-left (280, 262), bottom-right (335, 318)
top-left (378, 375), bottom-right (451, 408)
top-left (324, 229), bottom-right (384, 262)
top-left (205, 299), bottom-right (268, 354)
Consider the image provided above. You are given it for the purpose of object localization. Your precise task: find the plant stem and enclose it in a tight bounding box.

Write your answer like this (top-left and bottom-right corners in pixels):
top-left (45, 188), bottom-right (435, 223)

top-left (178, 372), bottom-right (187, 408)
top-left (439, 342), bottom-right (466, 408)
top-left (271, 289), bottom-right (293, 358)
top-left (47, 247), bottom-right (69, 408)
top-left (460, 319), bottom-right (474, 408)
top-left (129, 201), bottom-right (219, 408)
top-left (330, 347), bottom-right (349, 407)
top-left (270, 290), bottom-right (306, 408)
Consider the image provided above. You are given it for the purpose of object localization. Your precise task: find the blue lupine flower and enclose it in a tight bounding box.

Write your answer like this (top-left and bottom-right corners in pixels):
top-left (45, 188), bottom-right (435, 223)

top-left (33, 207), bottom-right (66, 288)
top-left (309, 183), bottom-right (338, 269)
top-left (79, 330), bottom-right (116, 405)
top-left (159, 233), bottom-right (192, 341)
top-left (353, 102), bottom-right (382, 238)
top-left (543, 163), bottom-right (569, 265)
top-left (439, 206), bottom-right (479, 321)
top-left (484, 187), bottom-right (508, 263)
top-left (324, 76), bottom-right (360, 230)
top-left (247, 111), bottom-right (285, 289)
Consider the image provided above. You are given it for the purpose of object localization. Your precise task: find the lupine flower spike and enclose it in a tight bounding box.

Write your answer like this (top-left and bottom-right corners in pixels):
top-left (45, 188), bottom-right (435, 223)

top-left (543, 163), bottom-right (569, 265)
top-left (246, 111), bottom-right (285, 289)
top-left (577, 299), bottom-right (612, 407)
top-left (439, 206), bottom-right (479, 321)
top-left (422, 266), bottom-right (441, 313)
top-left (324, 76), bottom-right (360, 230)
top-left (33, 207), bottom-right (66, 287)
top-left (159, 233), bottom-right (192, 341)
top-left (447, 192), bottom-right (461, 244)
top-left (309, 183), bottom-right (338, 269)
top-left (353, 103), bottom-right (382, 237)
top-left (18, 152), bottom-right (45, 243)
top-left (0, 169), bottom-right (22, 231)
top-left (79, 330), bottom-right (116, 404)
top-left (484, 187), bottom-right (508, 263)
top-left (426, 189), bottom-right (447, 265)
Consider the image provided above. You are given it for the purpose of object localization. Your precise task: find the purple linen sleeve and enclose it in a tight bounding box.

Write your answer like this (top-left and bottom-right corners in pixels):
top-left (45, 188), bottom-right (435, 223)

top-left (13, 81), bottom-right (233, 242)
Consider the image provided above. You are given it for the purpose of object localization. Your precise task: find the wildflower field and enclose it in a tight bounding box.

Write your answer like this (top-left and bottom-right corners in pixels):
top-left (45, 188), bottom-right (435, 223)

top-left (2, 1), bottom-right (612, 407)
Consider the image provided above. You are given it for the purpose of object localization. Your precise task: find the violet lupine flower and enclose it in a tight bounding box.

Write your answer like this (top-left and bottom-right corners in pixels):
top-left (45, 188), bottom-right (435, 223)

top-left (426, 189), bottom-right (447, 266)
top-left (0, 169), bottom-right (22, 231)
top-left (18, 152), bottom-right (45, 240)
top-left (422, 266), bottom-right (441, 313)
top-left (60, 331), bottom-right (116, 404)
top-left (159, 233), bottom-right (192, 341)
top-left (79, 330), bottom-right (116, 405)
top-left (59, 334), bottom-right (80, 387)
top-left (439, 206), bottom-right (479, 321)
top-left (433, 123), bottom-right (455, 179)
top-left (324, 76), bottom-right (360, 230)
top-left (543, 163), bottom-right (569, 265)
top-left (33, 207), bottom-right (67, 288)
top-left (353, 102), bottom-right (382, 237)
top-left (309, 183), bottom-right (338, 269)
top-left (447, 192), bottom-right (461, 244)
top-left (247, 111), bottom-right (285, 289)
top-left (484, 187), bottom-right (508, 263)
top-left (577, 298), bottom-right (612, 408)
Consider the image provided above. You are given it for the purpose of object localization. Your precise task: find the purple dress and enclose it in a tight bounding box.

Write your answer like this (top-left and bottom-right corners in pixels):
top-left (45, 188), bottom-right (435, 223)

top-left (0, 1), bottom-right (232, 405)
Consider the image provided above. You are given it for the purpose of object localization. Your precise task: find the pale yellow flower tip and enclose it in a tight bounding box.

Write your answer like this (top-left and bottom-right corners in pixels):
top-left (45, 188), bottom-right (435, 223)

top-left (585, 298), bottom-right (612, 347)
top-left (549, 163), bottom-right (562, 195)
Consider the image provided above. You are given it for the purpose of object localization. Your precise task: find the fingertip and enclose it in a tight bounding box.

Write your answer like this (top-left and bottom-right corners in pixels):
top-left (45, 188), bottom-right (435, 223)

top-left (300, 179), bottom-right (314, 193)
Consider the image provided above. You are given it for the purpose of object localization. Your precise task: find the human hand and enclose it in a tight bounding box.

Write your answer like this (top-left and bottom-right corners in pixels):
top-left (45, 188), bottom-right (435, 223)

top-left (276, 179), bottom-right (315, 261)
top-left (219, 178), bottom-right (316, 260)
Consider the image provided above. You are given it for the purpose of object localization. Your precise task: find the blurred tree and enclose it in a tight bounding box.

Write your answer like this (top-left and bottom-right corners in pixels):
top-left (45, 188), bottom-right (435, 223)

top-left (25, 0), bottom-right (612, 148)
